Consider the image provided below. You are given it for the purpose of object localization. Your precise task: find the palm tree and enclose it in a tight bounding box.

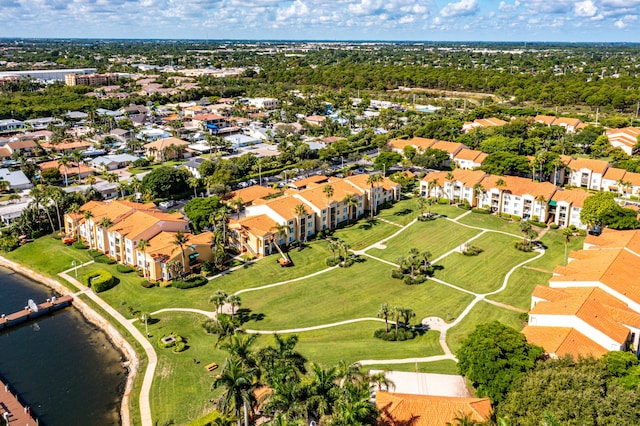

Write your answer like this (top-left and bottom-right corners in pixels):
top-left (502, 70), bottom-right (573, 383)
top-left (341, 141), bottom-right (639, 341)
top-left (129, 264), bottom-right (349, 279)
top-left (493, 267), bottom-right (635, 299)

top-left (187, 177), bottom-right (200, 198)
top-left (377, 303), bottom-right (391, 333)
top-left (228, 294), bottom-right (242, 317)
top-left (520, 220), bottom-right (532, 247)
top-left (305, 363), bottom-right (339, 423)
top-left (138, 239), bottom-right (149, 278)
top-left (231, 197), bottom-right (244, 220)
top-left (213, 358), bottom-right (257, 426)
top-left (392, 306), bottom-right (402, 339)
top-left (495, 178), bottom-right (507, 214)
top-left (68, 202), bottom-right (80, 238)
top-left (71, 149), bottom-right (83, 183)
top-left (366, 173), bottom-right (383, 219)
top-left (416, 196), bottom-right (427, 218)
top-left (46, 186), bottom-right (65, 231)
top-left (116, 181), bottom-right (129, 199)
top-left (271, 223), bottom-right (290, 256)
top-left (59, 153), bottom-right (71, 186)
top-left (328, 239), bottom-right (339, 263)
top-left (419, 250), bottom-right (431, 271)
top-left (322, 184), bottom-right (334, 229)
top-left (172, 231), bottom-right (190, 277)
top-left (428, 178), bottom-right (440, 199)
top-left (473, 183), bottom-right (484, 208)
top-left (446, 171), bottom-right (455, 204)
top-left (85, 174), bottom-right (96, 187)
top-left (338, 239), bottom-right (351, 264)
top-left (562, 228), bottom-right (573, 266)
top-left (343, 194), bottom-right (359, 223)
top-left (210, 290), bottom-right (229, 316)
top-left (293, 203), bottom-right (308, 245)
top-left (29, 185), bottom-right (56, 233)
top-left (83, 210), bottom-right (94, 248)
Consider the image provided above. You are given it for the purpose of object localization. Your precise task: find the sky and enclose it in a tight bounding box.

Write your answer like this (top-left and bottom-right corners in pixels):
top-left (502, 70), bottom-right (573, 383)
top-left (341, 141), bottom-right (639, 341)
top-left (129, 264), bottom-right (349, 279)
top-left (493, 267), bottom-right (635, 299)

top-left (1, 0), bottom-right (639, 42)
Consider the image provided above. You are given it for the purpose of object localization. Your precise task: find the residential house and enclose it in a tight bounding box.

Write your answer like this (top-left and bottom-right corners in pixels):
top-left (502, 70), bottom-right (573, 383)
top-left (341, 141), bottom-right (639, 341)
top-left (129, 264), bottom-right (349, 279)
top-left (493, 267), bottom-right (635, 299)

top-left (0, 168), bottom-right (32, 191)
top-left (143, 137), bottom-right (191, 162)
top-left (229, 214), bottom-right (278, 258)
top-left (0, 202), bottom-right (30, 225)
top-left (606, 127), bottom-right (640, 155)
top-left (40, 139), bottom-right (93, 154)
top-left (388, 137), bottom-right (438, 154)
top-left (0, 119), bottom-right (25, 133)
top-left (180, 157), bottom-right (207, 178)
top-left (246, 98), bottom-right (278, 110)
top-left (304, 115), bottom-right (326, 126)
top-left (90, 154), bottom-right (139, 171)
top-left (228, 185), bottom-right (280, 208)
top-left (376, 393), bottom-right (492, 426)
top-left (6, 139), bottom-right (38, 157)
top-left (534, 115), bottom-right (584, 133)
top-left (39, 160), bottom-right (94, 182)
top-left (549, 188), bottom-right (590, 229)
top-left (565, 157), bottom-right (610, 190)
top-left (286, 174), bottom-right (329, 190)
top-left (421, 169), bottom-right (486, 206)
top-left (461, 117), bottom-right (507, 133)
top-left (452, 149), bottom-right (488, 170)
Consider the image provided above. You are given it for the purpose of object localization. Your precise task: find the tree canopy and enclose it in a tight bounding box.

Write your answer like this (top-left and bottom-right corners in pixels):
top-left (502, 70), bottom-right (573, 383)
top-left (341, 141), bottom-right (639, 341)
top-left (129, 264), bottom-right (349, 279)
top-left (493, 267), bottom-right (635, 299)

top-left (184, 196), bottom-right (221, 233)
top-left (141, 166), bottom-right (190, 199)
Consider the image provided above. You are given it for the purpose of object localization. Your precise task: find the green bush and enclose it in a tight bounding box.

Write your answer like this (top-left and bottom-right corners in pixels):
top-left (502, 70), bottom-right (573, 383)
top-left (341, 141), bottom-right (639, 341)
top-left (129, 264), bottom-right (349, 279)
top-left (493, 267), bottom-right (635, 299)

top-left (88, 249), bottom-right (103, 258)
top-left (549, 223), bottom-right (559, 229)
top-left (472, 208), bottom-right (491, 214)
top-left (172, 341), bottom-right (187, 353)
top-left (94, 254), bottom-right (117, 264)
top-left (141, 280), bottom-right (156, 288)
top-left (514, 241), bottom-right (534, 252)
top-left (72, 241), bottom-right (88, 249)
top-left (462, 245), bottom-right (484, 256)
top-left (83, 270), bottom-right (117, 292)
top-left (132, 158), bottom-right (150, 168)
top-left (116, 264), bottom-right (135, 273)
top-left (459, 200), bottom-right (472, 210)
top-left (173, 275), bottom-right (208, 289)
top-left (374, 328), bottom-right (416, 341)
top-left (325, 257), bottom-right (340, 267)
top-left (578, 229), bottom-right (587, 237)
top-left (339, 258), bottom-right (355, 268)
top-left (528, 220), bottom-right (547, 228)
top-left (391, 269), bottom-right (404, 280)
top-left (436, 197), bottom-right (450, 205)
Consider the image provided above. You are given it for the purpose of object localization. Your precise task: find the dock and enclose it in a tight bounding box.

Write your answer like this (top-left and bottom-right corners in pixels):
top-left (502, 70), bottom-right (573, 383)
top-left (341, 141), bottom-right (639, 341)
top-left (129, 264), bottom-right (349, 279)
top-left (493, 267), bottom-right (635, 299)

top-left (0, 295), bottom-right (73, 330)
top-left (0, 378), bottom-right (37, 425)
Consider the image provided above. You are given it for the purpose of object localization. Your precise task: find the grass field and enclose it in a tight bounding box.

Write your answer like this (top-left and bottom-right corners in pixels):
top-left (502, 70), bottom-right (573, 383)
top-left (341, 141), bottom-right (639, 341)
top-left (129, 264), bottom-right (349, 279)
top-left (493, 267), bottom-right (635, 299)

top-left (456, 211), bottom-right (527, 235)
top-left (487, 268), bottom-right (550, 310)
top-left (240, 259), bottom-right (474, 330)
top-left (446, 301), bottom-right (524, 354)
top-left (363, 360), bottom-right (459, 375)
top-left (331, 219), bottom-right (401, 250)
top-left (367, 217), bottom-right (480, 262)
top-left (292, 322), bottom-right (443, 367)
top-left (433, 232), bottom-right (537, 294)
top-left (375, 198), bottom-right (421, 226)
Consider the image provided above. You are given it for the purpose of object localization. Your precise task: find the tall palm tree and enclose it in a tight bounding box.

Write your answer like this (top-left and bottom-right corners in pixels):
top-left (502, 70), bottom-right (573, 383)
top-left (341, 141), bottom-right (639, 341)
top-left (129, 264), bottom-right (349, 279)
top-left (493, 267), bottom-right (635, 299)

top-left (366, 173), bottom-right (383, 219)
top-left (59, 153), bottom-right (71, 186)
top-left (305, 363), bottom-right (339, 423)
top-left (71, 149), bottom-right (83, 183)
top-left (562, 228), bottom-right (573, 266)
top-left (83, 210), bottom-right (94, 248)
top-left (116, 181), bottom-right (129, 199)
top-left (172, 231), bottom-right (190, 277)
top-left (343, 194), bottom-right (359, 224)
top-left (29, 185), bottom-right (56, 233)
top-left (187, 177), bottom-right (200, 198)
top-left (416, 196), bottom-right (427, 218)
top-left (46, 186), bottom-right (65, 231)
top-left (271, 223), bottom-right (290, 256)
top-left (495, 178), bottom-right (507, 214)
top-left (446, 171), bottom-right (455, 204)
top-left (68, 202), bottom-right (80, 238)
top-left (231, 197), bottom-right (244, 220)
top-left (228, 294), bottom-right (242, 317)
top-left (377, 303), bottom-right (391, 333)
top-left (473, 183), bottom-right (484, 208)
top-left (138, 239), bottom-right (149, 278)
top-left (428, 178), bottom-right (440, 199)
top-left (322, 184), bottom-right (334, 229)
top-left (210, 290), bottom-right (229, 316)
top-left (213, 358), bottom-right (257, 426)
top-left (293, 203), bottom-right (308, 245)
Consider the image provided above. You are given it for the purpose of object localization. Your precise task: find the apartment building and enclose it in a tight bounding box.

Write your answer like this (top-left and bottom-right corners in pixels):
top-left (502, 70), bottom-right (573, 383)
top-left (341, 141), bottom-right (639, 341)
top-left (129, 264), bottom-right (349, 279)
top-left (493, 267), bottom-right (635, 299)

top-left (606, 127), bottom-right (640, 155)
top-left (65, 73), bottom-right (119, 87)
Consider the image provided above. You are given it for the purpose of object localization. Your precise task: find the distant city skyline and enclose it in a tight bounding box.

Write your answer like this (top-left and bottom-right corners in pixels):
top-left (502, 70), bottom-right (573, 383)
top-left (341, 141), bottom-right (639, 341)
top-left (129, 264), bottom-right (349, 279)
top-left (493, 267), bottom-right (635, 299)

top-left (1, 0), bottom-right (639, 42)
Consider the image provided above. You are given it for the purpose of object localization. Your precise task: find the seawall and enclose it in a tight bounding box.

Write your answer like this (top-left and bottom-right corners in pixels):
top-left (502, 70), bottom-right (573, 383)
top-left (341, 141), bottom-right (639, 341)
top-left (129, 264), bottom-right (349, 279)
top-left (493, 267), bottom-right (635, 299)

top-left (0, 255), bottom-right (138, 426)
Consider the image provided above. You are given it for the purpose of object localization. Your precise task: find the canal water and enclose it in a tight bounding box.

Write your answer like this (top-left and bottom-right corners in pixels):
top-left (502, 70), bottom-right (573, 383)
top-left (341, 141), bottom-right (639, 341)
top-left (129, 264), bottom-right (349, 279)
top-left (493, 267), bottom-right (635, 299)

top-left (0, 266), bottom-right (126, 425)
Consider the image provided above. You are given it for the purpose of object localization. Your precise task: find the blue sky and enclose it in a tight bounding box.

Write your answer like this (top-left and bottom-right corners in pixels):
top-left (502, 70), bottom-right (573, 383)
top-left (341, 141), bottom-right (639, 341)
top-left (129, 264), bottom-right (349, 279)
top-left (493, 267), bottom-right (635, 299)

top-left (1, 0), bottom-right (639, 42)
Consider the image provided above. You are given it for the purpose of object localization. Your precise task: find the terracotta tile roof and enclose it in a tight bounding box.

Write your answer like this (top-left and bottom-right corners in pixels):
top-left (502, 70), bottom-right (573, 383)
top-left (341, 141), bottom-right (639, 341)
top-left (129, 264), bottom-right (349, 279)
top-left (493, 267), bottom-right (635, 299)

top-left (603, 167), bottom-right (628, 181)
top-left (108, 210), bottom-right (187, 240)
top-left (145, 231), bottom-right (198, 262)
top-left (40, 140), bottom-right (92, 151)
top-left (230, 214), bottom-right (277, 237)
top-left (143, 137), bottom-right (190, 150)
top-left (319, 136), bottom-right (344, 144)
top-left (192, 113), bottom-right (226, 121)
top-left (260, 194), bottom-right (308, 220)
top-left (606, 127), bottom-right (640, 148)
top-left (0, 147), bottom-right (11, 158)
top-left (79, 199), bottom-right (146, 223)
top-left (551, 188), bottom-right (590, 208)
top-left (430, 140), bottom-right (467, 155)
top-left (297, 179), bottom-right (363, 210)
top-left (376, 392), bottom-right (492, 426)
top-left (584, 229), bottom-right (639, 251)
top-left (553, 117), bottom-right (582, 127)
top-left (39, 160), bottom-right (94, 176)
top-left (522, 326), bottom-right (609, 358)
top-left (566, 157), bottom-right (609, 174)
top-left (229, 186), bottom-right (279, 205)
top-left (288, 174), bottom-right (329, 189)
top-left (534, 115), bottom-right (558, 125)
top-left (530, 285), bottom-right (637, 344)
top-left (623, 171), bottom-right (640, 187)
top-left (388, 137), bottom-right (437, 151)
top-left (481, 174), bottom-right (557, 200)
top-left (474, 117), bottom-right (507, 127)
top-left (454, 149), bottom-right (488, 163)
top-left (7, 139), bottom-right (37, 150)
top-left (343, 173), bottom-right (399, 193)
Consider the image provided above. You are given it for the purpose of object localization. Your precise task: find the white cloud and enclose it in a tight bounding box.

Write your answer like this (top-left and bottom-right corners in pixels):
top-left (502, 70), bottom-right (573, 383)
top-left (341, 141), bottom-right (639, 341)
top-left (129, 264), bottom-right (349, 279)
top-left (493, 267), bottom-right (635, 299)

top-left (440, 0), bottom-right (478, 17)
top-left (614, 19), bottom-right (626, 28)
top-left (575, 0), bottom-right (597, 17)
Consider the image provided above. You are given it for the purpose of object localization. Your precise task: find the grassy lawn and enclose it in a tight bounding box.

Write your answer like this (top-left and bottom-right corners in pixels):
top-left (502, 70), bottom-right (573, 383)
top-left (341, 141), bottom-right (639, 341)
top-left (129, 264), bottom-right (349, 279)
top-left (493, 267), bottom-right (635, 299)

top-left (127, 160), bottom-right (185, 175)
top-left (290, 322), bottom-right (443, 367)
top-left (4, 235), bottom-right (93, 277)
top-left (144, 312), bottom-right (226, 426)
top-left (487, 268), bottom-right (550, 310)
top-left (446, 301), bottom-right (524, 354)
top-left (363, 360), bottom-right (460, 375)
top-left (367, 217), bottom-right (480, 262)
top-left (429, 203), bottom-right (469, 219)
top-left (532, 228), bottom-right (585, 271)
top-left (376, 198), bottom-right (420, 226)
top-left (456, 212), bottom-right (526, 235)
top-left (240, 259), bottom-right (474, 330)
top-left (331, 219), bottom-right (400, 250)
top-left (433, 232), bottom-right (537, 294)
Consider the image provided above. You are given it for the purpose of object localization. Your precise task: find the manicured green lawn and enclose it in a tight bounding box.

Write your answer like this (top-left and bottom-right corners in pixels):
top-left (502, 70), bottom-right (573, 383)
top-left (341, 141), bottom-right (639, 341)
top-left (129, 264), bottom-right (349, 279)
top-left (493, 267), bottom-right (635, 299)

top-left (532, 228), bottom-right (585, 271)
top-left (363, 360), bottom-right (459, 375)
top-left (4, 235), bottom-right (93, 277)
top-left (446, 301), bottom-right (524, 354)
top-left (429, 203), bottom-right (469, 219)
top-left (487, 268), bottom-right (550, 310)
top-left (376, 198), bottom-right (420, 226)
top-left (331, 219), bottom-right (401, 250)
top-left (456, 212), bottom-right (526, 235)
top-left (240, 259), bottom-right (474, 330)
top-left (292, 322), bottom-right (443, 367)
top-left (366, 217), bottom-right (480, 262)
top-left (433, 232), bottom-right (537, 294)
top-left (143, 312), bottom-right (227, 426)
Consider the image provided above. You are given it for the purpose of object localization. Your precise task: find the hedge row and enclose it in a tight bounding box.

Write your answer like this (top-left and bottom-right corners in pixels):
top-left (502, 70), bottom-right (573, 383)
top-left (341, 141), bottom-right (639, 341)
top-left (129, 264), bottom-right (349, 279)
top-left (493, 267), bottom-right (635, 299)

top-left (83, 269), bottom-right (118, 293)
top-left (173, 275), bottom-right (208, 289)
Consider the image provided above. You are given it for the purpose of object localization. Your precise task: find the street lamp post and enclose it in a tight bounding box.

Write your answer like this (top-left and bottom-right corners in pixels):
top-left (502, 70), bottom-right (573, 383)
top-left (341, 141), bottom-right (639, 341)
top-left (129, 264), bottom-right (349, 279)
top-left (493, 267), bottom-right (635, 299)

top-left (71, 260), bottom-right (77, 279)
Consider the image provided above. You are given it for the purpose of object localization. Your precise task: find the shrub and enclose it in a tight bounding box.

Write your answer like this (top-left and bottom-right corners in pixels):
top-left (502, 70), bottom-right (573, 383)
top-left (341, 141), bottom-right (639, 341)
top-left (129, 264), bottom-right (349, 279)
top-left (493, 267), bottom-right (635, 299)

top-left (94, 254), bottom-right (117, 264)
top-left (578, 229), bottom-right (587, 237)
top-left (549, 223), bottom-right (559, 229)
top-left (459, 200), bottom-right (472, 210)
top-left (116, 264), bottom-right (135, 273)
top-left (528, 220), bottom-right (547, 228)
top-left (403, 275), bottom-right (414, 285)
top-left (132, 158), bottom-right (150, 168)
top-left (391, 269), bottom-right (404, 280)
top-left (173, 275), bottom-right (208, 289)
top-left (172, 341), bottom-right (187, 353)
top-left (569, 224), bottom-right (577, 231)
top-left (83, 270), bottom-right (117, 292)
top-left (437, 197), bottom-right (450, 205)
top-left (462, 245), bottom-right (484, 256)
top-left (374, 328), bottom-right (416, 341)
top-left (514, 241), bottom-right (534, 252)
top-left (325, 257), bottom-right (340, 267)
top-left (339, 258), bottom-right (355, 268)
top-left (88, 249), bottom-right (103, 258)
top-left (141, 280), bottom-right (156, 288)
top-left (472, 208), bottom-right (491, 214)
top-left (158, 333), bottom-right (184, 348)
top-left (201, 261), bottom-right (215, 276)
top-left (72, 241), bottom-right (88, 250)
